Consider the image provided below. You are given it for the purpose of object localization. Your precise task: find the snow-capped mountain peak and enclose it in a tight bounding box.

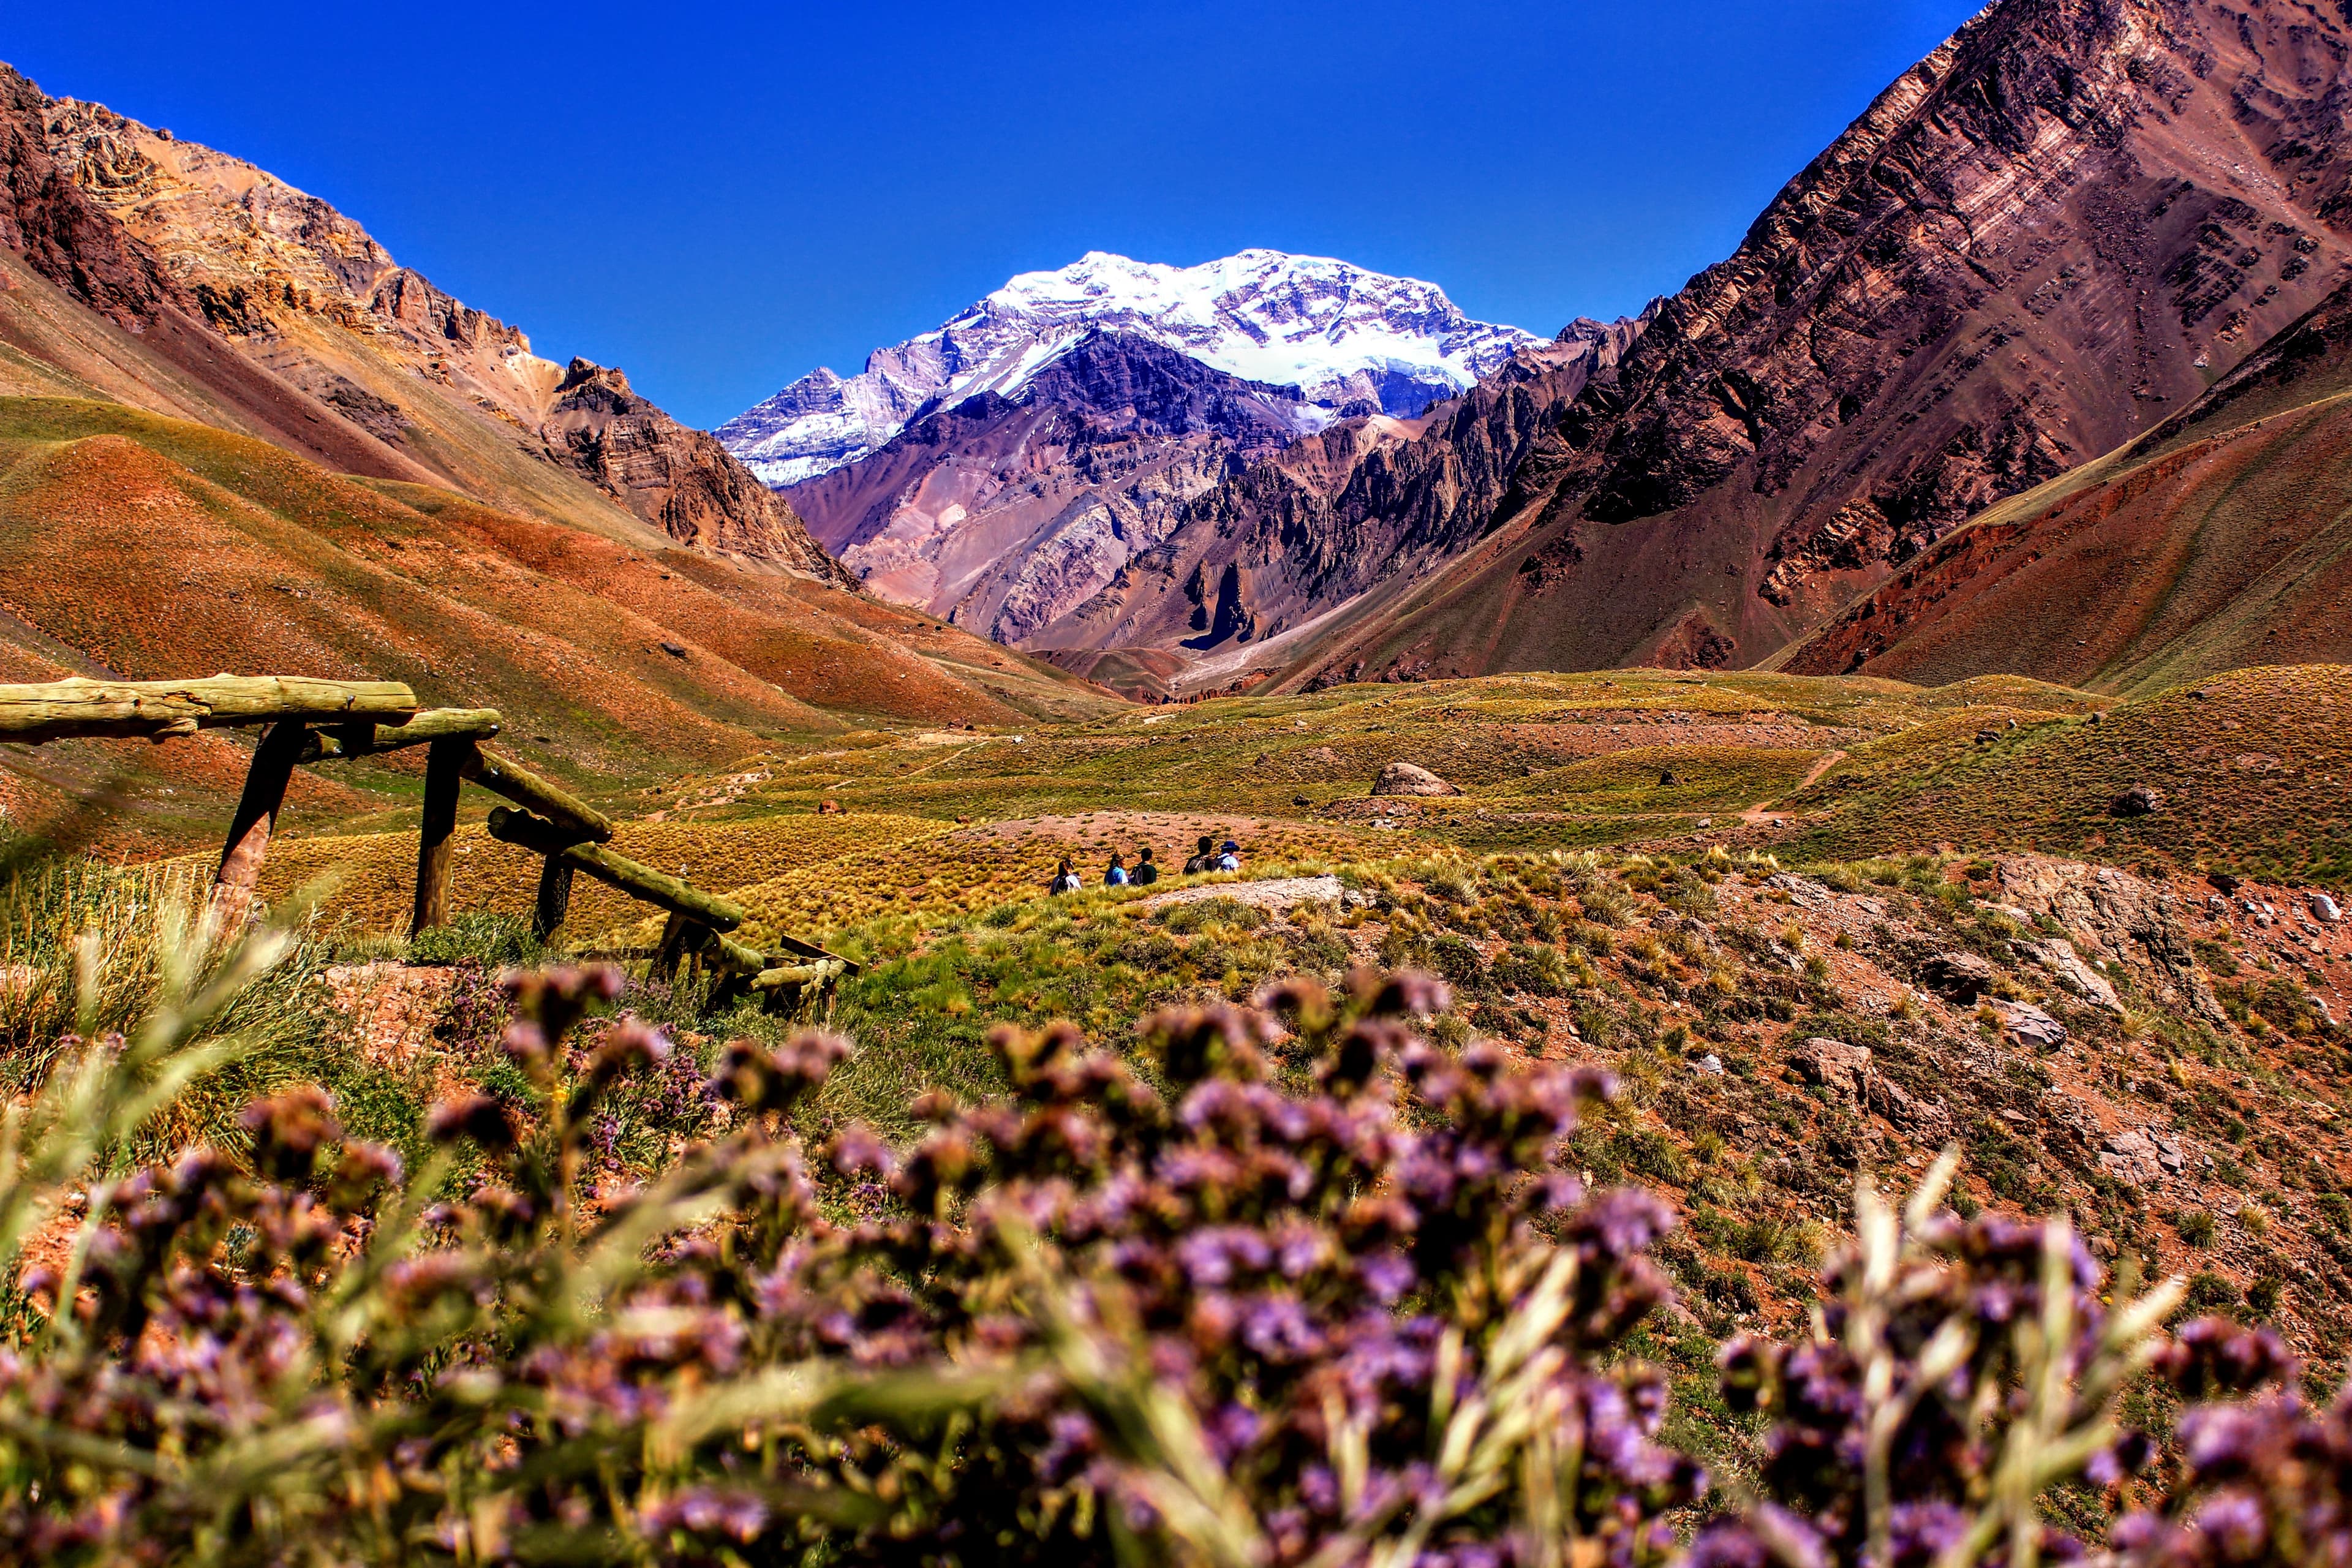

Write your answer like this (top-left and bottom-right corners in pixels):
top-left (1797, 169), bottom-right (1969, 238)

top-left (717, 249), bottom-right (1539, 488)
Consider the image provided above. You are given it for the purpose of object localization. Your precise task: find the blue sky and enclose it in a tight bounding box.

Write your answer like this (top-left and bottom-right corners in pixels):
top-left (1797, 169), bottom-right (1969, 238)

top-left (8, 1), bottom-right (1985, 429)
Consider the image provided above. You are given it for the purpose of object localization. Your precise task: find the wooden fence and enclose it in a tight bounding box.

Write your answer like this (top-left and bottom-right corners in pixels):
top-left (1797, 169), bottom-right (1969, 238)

top-left (0, 675), bottom-right (854, 1009)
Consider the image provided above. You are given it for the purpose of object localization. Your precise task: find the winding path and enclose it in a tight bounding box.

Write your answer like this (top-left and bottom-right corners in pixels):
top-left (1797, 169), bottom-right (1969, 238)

top-left (1737, 748), bottom-right (1848, 829)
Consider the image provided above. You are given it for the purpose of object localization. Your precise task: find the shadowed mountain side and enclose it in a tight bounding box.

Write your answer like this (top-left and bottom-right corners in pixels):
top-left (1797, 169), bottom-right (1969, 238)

top-left (1260, 0), bottom-right (2352, 690)
top-left (1776, 275), bottom-right (2352, 693)
top-left (1044, 327), bottom-right (1642, 667)
top-left (785, 332), bottom-right (1316, 644)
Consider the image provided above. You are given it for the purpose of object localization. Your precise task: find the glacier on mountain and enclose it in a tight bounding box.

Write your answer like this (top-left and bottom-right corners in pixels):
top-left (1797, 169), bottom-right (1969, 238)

top-left (717, 249), bottom-right (1539, 488)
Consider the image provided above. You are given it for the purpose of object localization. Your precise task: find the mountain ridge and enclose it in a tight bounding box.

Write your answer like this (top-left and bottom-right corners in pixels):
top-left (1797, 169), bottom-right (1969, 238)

top-left (1144, 0), bottom-right (2352, 694)
top-left (718, 249), bottom-right (1539, 488)
top-left (4, 67), bottom-right (853, 583)
top-left (783, 329), bottom-right (1325, 644)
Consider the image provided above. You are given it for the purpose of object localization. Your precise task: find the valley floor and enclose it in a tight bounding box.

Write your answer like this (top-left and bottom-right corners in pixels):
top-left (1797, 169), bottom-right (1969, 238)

top-left (9, 661), bottom-right (2351, 1472)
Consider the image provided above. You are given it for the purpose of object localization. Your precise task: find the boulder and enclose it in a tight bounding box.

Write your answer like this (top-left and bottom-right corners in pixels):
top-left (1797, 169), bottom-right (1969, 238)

top-left (1372, 762), bottom-right (1460, 797)
top-left (1919, 951), bottom-right (1997, 1001)
top-left (2098, 1126), bottom-right (2184, 1186)
top-left (1868, 1077), bottom-right (1950, 1138)
top-left (1988, 998), bottom-right (2067, 1047)
top-left (2110, 785), bottom-right (2161, 818)
top-left (2021, 938), bottom-right (2120, 1011)
top-left (2313, 892), bottom-right (2343, 925)
top-left (1788, 1036), bottom-right (1872, 1099)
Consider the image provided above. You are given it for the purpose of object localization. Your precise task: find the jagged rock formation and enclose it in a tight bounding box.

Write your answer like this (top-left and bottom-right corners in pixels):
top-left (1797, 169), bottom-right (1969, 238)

top-left (1253, 0), bottom-right (2352, 688)
top-left (783, 332), bottom-right (1316, 639)
top-left (541, 360), bottom-right (851, 578)
top-left (720, 249), bottom-right (1539, 487)
top-left (3, 69), bottom-right (846, 580)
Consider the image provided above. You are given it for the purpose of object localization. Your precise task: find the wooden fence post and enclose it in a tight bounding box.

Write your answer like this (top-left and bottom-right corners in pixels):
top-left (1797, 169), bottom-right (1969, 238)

top-left (532, 858), bottom-right (575, 942)
top-left (213, 720), bottom-right (309, 927)
top-left (650, 913), bottom-right (693, 983)
top-left (411, 737), bottom-right (467, 937)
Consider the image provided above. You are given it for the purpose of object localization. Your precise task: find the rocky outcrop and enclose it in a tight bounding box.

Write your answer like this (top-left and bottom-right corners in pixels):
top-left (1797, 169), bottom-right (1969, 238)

top-left (544, 360), bottom-right (854, 580)
top-left (0, 69), bottom-right (188, 327)
top-left (1997, 855), bottom-right (2227, 1026)
top-left (1371, 762), bottom-right (1458, 797)
top-left (1276, 0), bottom-right (2352, 688)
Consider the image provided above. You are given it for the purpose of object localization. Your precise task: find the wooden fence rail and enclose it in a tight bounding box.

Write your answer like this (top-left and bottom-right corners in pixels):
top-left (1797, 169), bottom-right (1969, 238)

top-left (0, 673), bottom-right (853, 1015)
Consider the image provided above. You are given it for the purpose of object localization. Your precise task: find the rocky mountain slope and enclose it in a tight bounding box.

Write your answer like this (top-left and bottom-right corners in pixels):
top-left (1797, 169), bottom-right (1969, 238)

top-left (1144, 0), bottom-right (2352, 691)
top-left (718, 249), bottom-right (1538, 488)
top-left (1036, 318), bottom-right (1651, 682)
top-left (782, 331), bottom-right (1323, 644)
top-left (0, 61), bottom-right (1123, 856)
top-left (1776, 271), bottom-right (2352, 693)
top-left (1, 66), bottom-right (849, 581)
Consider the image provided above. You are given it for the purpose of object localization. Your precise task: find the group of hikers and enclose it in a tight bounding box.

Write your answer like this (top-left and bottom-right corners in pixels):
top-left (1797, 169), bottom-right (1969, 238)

top-left (1048, 835), bottom-right (1242, 895)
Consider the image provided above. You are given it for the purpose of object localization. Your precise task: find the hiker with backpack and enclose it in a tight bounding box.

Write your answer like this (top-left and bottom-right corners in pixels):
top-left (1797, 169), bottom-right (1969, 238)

top-left (1133, 846), bottom-right (1160, 885)
top-left (1048, 859), bottom-right (1081, 895)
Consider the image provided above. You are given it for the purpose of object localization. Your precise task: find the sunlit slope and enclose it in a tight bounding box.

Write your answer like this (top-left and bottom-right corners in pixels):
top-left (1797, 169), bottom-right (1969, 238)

top-left (0, 396), bottom-right (1115, 852)
top-left (1779, 279), bottom-right (2352, 695)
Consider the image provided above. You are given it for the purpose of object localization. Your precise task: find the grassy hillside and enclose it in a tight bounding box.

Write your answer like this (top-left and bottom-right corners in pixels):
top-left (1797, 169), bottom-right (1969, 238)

top-left (0, 396), bottom-right (1115, 857)
top-left (208, 664), bottom-right (2348, 956)
top-left (1787, 663), bottom-right (2352, 885)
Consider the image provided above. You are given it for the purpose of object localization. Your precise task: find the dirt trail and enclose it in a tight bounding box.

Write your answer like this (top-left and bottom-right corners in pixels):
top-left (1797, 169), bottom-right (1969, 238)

top-left (1738, 748), bottom-right (1847, 828)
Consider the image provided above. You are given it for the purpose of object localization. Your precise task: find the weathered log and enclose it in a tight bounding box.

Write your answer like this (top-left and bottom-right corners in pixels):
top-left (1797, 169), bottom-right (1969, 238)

top-left (213, 721), bottom-right (309, 926)
top-left (310, 708), bottom-right (502, 760)
top-left (749, 960), bottom-right (846, 992)
top-left (484, 809), bottom-right (742, 931)
top-left (772, 932), bottom-right (863, 978)
top-left (532, 858), bottom-right (576, 942)
top-left (410, 737), bottom-right (467, 936)
top-left (462, 747), bottom-right (612, 842)
top-left (704, 932), bottom-right (772, 976)
top-left (0, 676), bottom-right (416, 744)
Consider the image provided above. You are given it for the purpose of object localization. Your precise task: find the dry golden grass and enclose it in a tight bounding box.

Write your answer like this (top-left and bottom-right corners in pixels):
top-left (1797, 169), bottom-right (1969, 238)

top-left (238, 812), bottom-right (943, 937)
top-left (719, 813), bottom-right (1374, 948)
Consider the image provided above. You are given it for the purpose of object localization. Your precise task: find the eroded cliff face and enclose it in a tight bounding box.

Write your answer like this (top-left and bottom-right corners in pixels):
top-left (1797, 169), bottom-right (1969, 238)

top-left (0, 71), bottom-right (185, 328)
top-left (1776, 271), bottom-right (2352, 693)
top-left (1272, 0), bottom-right (2352, 687)
top-left (9, 78), bottom-right (847, 578)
